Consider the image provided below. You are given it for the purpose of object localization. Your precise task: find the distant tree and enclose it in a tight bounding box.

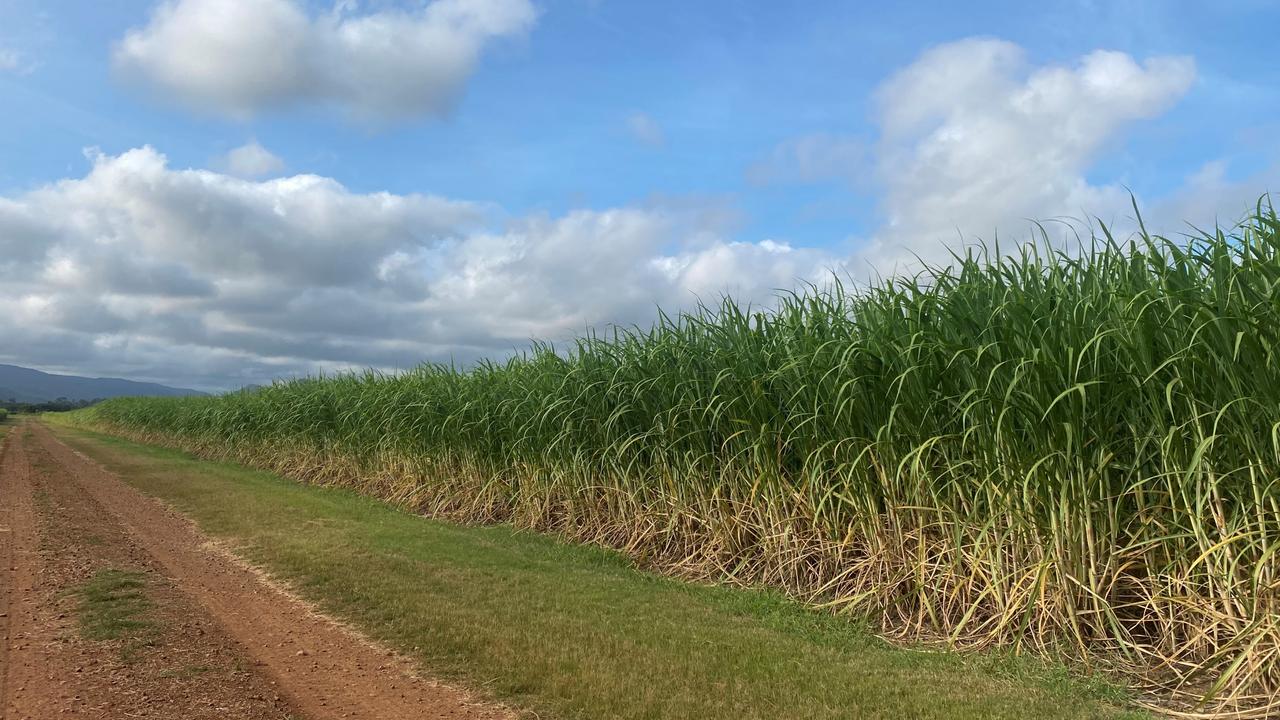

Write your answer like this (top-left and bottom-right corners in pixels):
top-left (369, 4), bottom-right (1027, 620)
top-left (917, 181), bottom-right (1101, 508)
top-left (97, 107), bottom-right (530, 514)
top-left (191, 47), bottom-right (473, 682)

top-left (0, 397), bottom-right (100, 414)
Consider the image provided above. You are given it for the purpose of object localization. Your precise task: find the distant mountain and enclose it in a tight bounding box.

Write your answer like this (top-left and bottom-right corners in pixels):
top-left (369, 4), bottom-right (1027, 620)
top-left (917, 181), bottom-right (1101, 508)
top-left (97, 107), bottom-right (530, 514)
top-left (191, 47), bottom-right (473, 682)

top-left (0, 364), bottom-right (207, 403)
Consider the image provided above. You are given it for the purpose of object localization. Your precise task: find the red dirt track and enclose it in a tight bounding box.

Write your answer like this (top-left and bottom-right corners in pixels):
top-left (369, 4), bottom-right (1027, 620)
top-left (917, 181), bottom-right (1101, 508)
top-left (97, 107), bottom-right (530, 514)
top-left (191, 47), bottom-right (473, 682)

top-left (0, 420), bottom-right (509, 720)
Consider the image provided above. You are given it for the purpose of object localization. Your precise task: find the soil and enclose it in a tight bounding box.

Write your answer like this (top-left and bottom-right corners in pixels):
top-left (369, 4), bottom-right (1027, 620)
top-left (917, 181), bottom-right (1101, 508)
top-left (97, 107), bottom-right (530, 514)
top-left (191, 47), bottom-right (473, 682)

top-left (0, 420), bottom-right (510, 720)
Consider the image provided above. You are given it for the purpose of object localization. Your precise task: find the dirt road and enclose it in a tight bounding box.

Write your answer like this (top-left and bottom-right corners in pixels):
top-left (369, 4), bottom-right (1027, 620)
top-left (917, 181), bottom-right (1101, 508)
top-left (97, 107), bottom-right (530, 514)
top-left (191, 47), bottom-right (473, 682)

top-left (0, 420), bottom-right (509, 720)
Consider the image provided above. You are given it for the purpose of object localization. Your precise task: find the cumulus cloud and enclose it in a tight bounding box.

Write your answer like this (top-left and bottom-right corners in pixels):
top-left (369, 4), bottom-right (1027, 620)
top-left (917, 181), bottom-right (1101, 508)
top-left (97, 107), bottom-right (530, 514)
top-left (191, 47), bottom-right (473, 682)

top-left (113, 0), bottom-right (537, 121)
top-left (43, 147), bottom-right (483, 288)
top-left (4, 37), bottom-right (1246, 392)
top-left (423, 210), bottom-right (832, 345)
top-left (216, 140), bottom-right (285, 178)
top-left (0, 148), bottom-right (835, 390)
top-left (856, 38), bottom-right (1196, 269)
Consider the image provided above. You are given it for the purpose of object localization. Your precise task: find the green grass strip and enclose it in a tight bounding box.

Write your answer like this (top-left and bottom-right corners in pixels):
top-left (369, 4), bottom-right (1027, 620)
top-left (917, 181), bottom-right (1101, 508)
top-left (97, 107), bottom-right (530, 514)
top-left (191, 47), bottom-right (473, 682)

top-left (52, 424), bottom-right (1145, 720)
top-left (67, 567), bottom-right (156, 662)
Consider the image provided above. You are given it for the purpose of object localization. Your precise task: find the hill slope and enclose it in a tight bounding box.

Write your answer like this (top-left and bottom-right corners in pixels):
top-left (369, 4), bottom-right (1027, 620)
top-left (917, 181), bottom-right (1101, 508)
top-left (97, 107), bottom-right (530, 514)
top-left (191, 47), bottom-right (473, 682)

top-left (0, 364), bottom-right (206, 403)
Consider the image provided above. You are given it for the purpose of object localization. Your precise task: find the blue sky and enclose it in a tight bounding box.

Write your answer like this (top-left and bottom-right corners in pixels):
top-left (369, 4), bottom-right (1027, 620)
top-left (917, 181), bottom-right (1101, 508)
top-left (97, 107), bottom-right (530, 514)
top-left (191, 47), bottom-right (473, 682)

top-left (1, 0), bottom-right (1277, 390)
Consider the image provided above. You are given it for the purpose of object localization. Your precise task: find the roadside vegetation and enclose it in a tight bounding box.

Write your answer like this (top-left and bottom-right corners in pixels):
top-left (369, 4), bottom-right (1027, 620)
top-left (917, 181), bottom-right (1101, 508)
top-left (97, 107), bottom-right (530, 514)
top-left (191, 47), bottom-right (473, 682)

top-left (3, 398), bottom-right (99, 414)
top-left (71, 201), bottom-right (1280, 715)
top-left (49, 425), bottom-right (1145, 720)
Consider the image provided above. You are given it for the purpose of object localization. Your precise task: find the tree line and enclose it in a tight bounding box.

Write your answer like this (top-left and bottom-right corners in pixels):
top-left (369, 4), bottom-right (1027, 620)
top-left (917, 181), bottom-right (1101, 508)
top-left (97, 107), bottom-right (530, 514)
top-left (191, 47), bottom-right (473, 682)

top-left (2, 397), bottom-right (102, 414)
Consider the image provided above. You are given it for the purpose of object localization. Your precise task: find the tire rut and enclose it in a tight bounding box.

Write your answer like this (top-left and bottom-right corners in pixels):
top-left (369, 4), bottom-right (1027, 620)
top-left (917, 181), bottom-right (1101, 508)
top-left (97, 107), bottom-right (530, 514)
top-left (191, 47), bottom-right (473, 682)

top-left (2, 421), bottom-right (300, 719)
top-left (4, 421), bottom-right (510, 720)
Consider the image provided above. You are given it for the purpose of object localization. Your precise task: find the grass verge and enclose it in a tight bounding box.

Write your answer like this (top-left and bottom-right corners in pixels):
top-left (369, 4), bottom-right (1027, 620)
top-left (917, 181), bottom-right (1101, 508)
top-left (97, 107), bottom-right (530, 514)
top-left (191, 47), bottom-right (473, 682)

top-left (48, 421), bottom-right (1148, 720)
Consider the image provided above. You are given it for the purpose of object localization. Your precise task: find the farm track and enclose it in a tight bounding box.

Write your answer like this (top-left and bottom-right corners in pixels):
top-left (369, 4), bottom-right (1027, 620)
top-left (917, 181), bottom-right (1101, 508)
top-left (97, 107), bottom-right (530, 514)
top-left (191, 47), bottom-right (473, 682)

top-left (0, 420), bottom-right (509, 720)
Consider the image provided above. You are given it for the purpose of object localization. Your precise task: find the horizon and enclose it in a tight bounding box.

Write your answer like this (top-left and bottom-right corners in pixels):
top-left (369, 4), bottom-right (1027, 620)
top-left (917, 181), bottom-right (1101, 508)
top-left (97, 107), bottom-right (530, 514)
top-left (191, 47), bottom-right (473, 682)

top-left (2, 0), bottom-right (1278, 392)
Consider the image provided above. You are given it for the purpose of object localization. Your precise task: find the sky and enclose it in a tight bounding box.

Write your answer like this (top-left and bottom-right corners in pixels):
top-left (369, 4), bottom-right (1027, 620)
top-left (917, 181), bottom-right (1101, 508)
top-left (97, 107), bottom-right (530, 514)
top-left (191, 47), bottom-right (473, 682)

top-left (0, 0), bottom-right (1277, 392)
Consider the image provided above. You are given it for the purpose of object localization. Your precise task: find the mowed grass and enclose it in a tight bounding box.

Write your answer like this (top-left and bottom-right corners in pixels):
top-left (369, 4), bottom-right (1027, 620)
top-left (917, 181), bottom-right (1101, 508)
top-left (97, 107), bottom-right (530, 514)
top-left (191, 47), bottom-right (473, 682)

top-left (49, 423), bottom-right (1145, 720)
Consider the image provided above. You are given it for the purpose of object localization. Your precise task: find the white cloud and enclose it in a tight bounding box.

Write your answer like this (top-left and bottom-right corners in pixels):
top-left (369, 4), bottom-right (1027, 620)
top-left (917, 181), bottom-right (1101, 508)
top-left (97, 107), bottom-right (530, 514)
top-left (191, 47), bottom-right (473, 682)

top-left (113, 0), bottom-right (537, 121)
top-left (858, 38), bottom-right (1196, 269)
top-left (424, 210), bottom-right (832, 344)
top-left (42, 146), bottom-right (482, 288)
top-left (7, 36), bottom-right (1260, 392)
top-left (217, 140), bottom-right (286, 178)
top-left (0, 147), bottom-right (836, 390)
top-left (627, 113), bottom-right (666, 148)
